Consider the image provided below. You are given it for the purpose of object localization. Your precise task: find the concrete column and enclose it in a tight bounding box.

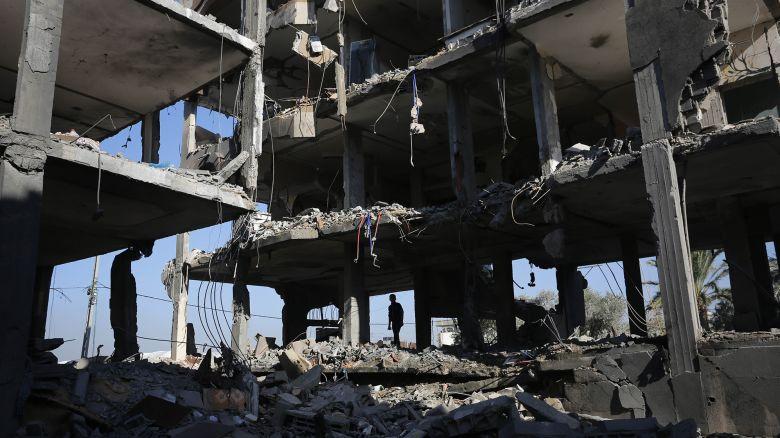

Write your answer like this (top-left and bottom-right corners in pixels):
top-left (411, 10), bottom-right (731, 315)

top-left (459, 264), bottom-right (483, 349)
top-left (492, 252), bottom-right (516, 346)
top-left (141, 111), bottom-right (160, 164)
top-left (529, 46), bottom-right (562, 177)
top-left (442, 0), bottom-right (465, 34)
top-left (446, 83), bottom-right (476, 204)
top-left (745, 210), bottom-right (778, 327)
top-left (11, 0), bottom-right (64, 136)
top-left (231, 257), bottom-right (251, 355)
top-left (342, 127), bottom-right (365, 208)
top-left (718, 198), bottom-right (763, 331)
top-left (282, 298), bottom-right (309, 345)
top-left (556, 265), bottom-right (586, 337)
top-left (181, 99), bottom-right (198, 162)
top-left (342, 243), bottom-right (368, 344)
top-left (170, 99), bottom-right (197, 361)
top-left (642, 140), bottom-right (700, 376)
top-left (0, 147), bottom-right (46, 434)
top-left (621, 236), bottom-right (647, 337)
top-left (412, 269), bottom-right (432, 349)
top-left (239, 0), bottom-right (267, 198)
top-left (30, 265), bottom-right (54, 340)
top-left (170, 233), bottom-right (189, 361)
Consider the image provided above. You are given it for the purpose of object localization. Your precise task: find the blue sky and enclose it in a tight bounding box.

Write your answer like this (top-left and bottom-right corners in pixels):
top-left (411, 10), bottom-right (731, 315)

top-left (45, 103), bottom-right (775, 361)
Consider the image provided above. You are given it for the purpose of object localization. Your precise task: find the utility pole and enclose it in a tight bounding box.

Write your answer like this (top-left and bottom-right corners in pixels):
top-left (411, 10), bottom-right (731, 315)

top-left (81, 256), bottom-right (100, 359)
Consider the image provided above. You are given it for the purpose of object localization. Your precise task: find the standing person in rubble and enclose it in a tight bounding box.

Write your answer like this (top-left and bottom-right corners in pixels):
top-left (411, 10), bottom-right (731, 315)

top-left (110, 241), bottom-right (154, 362)
top-left (387, 294), bottom-right (404, 347)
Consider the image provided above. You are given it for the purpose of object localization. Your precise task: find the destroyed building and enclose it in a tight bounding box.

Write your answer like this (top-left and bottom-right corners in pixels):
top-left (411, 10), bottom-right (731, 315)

top-left (1, 0), bottom-right (780, 436)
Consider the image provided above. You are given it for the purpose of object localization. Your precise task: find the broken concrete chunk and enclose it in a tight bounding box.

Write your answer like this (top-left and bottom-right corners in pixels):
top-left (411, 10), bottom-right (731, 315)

top-left (178, 389), bottom-right (204, 409)
top-left (573, 367), bottom-right (608, 383)
top-left (617, 384), bottom-right (645, 410)
top-left (515, 391), bottom-right (581, 429)
top-left (279, 348), bottom-right (312, 379)
top-left (292, 30), bottom-right (337, 67)
top-left (593, 355), bottom-right (626, 383)
top-left (290, 364), bottom-right (323, 392)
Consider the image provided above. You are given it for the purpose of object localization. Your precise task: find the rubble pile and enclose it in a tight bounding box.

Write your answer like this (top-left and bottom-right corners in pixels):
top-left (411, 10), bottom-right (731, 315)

top-left (250, 338), bottom-right (509, 378)
top-left (19, 335), bottom-right (703, 437)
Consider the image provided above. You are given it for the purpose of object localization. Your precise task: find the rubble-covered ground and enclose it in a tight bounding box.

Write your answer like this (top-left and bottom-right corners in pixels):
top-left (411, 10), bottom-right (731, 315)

top-left (20, 335), bottom-right (705, 437)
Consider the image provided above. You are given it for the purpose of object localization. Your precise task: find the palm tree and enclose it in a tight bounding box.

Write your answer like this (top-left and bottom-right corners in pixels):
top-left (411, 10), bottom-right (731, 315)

top-left (646, 249), bottom-right (729, 331)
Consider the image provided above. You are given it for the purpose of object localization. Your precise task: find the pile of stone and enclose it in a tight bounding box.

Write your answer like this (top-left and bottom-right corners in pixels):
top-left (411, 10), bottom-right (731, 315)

top-left (18, 336), bottom-right (701, 437)
top-left (249, 338), bottom-right (510, 379)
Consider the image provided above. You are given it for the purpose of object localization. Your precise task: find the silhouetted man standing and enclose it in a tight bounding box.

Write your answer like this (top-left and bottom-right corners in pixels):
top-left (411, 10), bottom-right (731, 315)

top-left (110, 241), bottom-right (153, 362)
top-left (387, 294), bottom-right (404, 347)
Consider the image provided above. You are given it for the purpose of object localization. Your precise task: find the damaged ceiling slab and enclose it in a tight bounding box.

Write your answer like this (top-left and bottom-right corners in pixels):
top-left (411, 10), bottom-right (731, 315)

top-left (0, 0), bottom-right (254, 138)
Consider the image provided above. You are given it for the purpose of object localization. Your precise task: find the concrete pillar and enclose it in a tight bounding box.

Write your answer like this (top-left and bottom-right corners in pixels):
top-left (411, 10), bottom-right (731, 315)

top-left (31, 265), bottom-right (54, 340)
top-left (231, 257), bottom-right (251, 355)
top-left (343, 127), bottom-right (365, 208)
top-left (239, 0), bottom-right (267, 198)
top-left (282, 298), bottom-right (309, 345)
top-left (170, 99), bottom-right (197, 361)
top-left (446, 83), bottom-right (476, 204)
top-left (528, 46), bottom-right (562, 177)
top-left (625, 1), bottom-right (701, 376)
top-left (186, 323), bottom-right (197, 356)
top-left (170, 233), bottom-right (189, 361)
top-left (459, 264), bottom-right (483, 349)
top-left (2, 0), bottom-right (59, 428)
top-left (621, 236), bottom-right (647, 337)
top-left (342, 243), bottom-right (368, 344)
top-left (718, 198), bottom-right (764, 331)
top-left (0, 149), bottom-right (46, 434)
top-left (745, 210), bottom-right (778, 327)
top-left (141, 111), bottom-right (160, 164)
top-left (492, 252), bottom-right (516, 346)
top-left (642, 140), bottom-right (700, 375)
top-left (181, 99), bottom-right (198, 162)
top-left (556, 265), bottom-right (586, 337)
top-left (11, 0), bottom-right (64, 136)
top-left (412, 269), bottom-right (432, 349)
top-left (442, 0), bottom-right (465, 34)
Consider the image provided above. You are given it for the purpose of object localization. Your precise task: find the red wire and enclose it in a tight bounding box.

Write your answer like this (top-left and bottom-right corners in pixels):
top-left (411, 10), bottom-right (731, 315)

top-left (354, 213), bottom-right (367, 261)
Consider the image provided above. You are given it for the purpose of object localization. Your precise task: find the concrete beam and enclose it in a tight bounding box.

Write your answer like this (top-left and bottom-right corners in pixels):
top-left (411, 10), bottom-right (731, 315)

top-left (717, 198), bottom-right (763, 331)
top-left (231, 257), bottom-right (251, 355)
top-left (529, 46), bottom-right (562, 177)
top-left (642, 139), bottom-right (700, 376)
top-left (31, 265), bottom-right (54, 340)
top-left (446, 83), bottom-right (476, 204)
top-left (0, 145), bottom-right (46, 434)
top-left (621, 235), bottom-right (647, 337)
top-left (343, 127), bottom-right (365, 208)
top-left (412, 269), bottom-right (432, 349)
top-left (239, 0), bottom-right (266, 198)
top-left (11, 0), bottom-right (64, 136)
top-left (142, 111), bottom-right (161, 164)
top-left (556, 265), bottom-right (585, 337)
top-left (342, 243), bottom-right (369, 344)
top-left (492, 252), bottom-right (516, 346)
